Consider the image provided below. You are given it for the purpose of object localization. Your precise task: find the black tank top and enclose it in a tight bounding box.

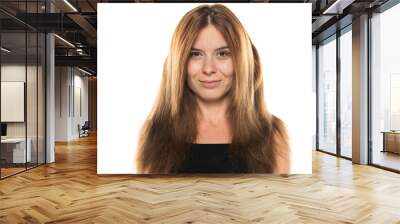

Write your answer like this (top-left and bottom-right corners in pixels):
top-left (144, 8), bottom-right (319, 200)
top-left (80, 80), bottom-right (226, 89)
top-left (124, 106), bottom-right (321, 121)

top-left (178, 143), bottom-right (246, 173)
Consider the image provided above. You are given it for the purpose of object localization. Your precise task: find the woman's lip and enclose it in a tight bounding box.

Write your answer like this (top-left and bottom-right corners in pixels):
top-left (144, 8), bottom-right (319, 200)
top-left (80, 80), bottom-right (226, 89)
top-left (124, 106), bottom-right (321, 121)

top-left (199, 80), bottom-right (221, 89)
top-left (199, 80), bottom-right (221, 83)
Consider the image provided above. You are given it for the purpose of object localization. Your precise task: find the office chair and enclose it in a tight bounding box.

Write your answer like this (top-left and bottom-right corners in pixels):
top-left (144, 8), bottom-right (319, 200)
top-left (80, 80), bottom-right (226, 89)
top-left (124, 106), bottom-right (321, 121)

top-left (79, 121), bottom-right (90, 138)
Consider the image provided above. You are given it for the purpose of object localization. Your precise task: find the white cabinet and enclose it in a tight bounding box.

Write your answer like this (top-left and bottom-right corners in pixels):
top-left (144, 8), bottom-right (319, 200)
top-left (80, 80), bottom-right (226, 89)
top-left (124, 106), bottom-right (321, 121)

top-left (1, 138), bottom-right (32, 163)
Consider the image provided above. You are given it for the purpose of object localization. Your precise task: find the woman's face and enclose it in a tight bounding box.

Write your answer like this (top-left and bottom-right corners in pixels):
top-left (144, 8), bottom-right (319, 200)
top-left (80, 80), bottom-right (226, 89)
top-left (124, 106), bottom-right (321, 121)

top-left (186, 25), bottom-right (234, 103)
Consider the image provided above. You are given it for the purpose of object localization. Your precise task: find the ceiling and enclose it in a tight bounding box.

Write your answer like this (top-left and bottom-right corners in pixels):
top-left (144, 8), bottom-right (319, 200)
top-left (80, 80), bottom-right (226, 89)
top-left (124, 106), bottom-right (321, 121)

top-left (0, 0), bottom-right (393, 75)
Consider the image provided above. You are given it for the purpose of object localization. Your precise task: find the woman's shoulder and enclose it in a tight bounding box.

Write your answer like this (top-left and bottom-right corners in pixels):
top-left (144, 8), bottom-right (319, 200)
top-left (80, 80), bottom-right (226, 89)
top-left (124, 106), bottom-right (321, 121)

top-left (269, 115), bottom-right (289, 148)
top-left (269, 115), bottom-right (291, 174)
top-left (271, 115), bottom-right (286, 130)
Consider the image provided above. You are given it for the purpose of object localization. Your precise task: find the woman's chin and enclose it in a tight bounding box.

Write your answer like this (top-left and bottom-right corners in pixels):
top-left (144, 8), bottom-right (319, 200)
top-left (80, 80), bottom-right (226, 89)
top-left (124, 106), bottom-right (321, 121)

top-left (197, 93), bottom-right (227, 103)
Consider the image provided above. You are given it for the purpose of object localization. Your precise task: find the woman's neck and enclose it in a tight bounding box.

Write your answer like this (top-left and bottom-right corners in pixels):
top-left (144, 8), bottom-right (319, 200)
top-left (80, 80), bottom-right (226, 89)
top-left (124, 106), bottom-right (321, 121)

top-left (195, 97), bottom-right (233, 144)
top-left (196, 97), bottom-right (230, 125)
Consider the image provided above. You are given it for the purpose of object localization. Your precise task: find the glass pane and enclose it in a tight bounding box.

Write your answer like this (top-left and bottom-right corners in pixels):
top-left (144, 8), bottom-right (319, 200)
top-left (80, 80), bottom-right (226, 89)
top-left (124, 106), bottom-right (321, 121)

top-left (318, 37), bottom-right (337, 154)
top-left (340, 29), bottom-right (352, 158)
top-left (312, 45), bottom-right (317, 150)
top-left (1, 31), bottom-right (27, 177)
top-left (27, 31), bottom-right (38, 169)
top-left (371, 4), bottom-right (400, 171)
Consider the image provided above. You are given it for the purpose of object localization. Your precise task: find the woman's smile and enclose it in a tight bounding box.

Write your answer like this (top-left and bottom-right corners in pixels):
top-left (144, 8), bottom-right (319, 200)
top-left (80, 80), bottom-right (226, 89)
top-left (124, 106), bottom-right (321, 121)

top-left (199, 80), bottom-right (222, 89)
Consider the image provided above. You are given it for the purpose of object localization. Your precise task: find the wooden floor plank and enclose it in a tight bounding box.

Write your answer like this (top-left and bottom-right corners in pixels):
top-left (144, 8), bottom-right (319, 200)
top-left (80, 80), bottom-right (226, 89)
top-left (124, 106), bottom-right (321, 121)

top-left (1, 134), bottom-right (400, 223)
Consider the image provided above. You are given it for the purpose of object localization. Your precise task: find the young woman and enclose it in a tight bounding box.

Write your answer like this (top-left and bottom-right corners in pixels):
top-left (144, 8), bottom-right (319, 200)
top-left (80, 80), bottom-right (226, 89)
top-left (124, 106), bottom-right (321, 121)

top-left (136, 4), bottom-right (290, 174)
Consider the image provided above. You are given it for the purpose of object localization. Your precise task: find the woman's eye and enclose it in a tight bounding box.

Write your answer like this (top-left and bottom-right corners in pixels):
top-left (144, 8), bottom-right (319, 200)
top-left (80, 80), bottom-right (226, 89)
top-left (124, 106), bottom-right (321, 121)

top-left (190, 51), bottom-right (202, 57)
top-left (217, 51), bottom-right (231, 58)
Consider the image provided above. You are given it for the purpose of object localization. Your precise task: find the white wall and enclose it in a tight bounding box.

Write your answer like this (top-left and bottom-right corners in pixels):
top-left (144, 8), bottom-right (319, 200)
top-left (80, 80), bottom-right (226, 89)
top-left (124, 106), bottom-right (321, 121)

top-left (55, 66), bottom-right (70, 141)
top-left (73, 72), bottom-right (89, 137)
top-left (98, 3), bottom-right (312, 174)
top-left (55, 67), bottom-right (89, 141)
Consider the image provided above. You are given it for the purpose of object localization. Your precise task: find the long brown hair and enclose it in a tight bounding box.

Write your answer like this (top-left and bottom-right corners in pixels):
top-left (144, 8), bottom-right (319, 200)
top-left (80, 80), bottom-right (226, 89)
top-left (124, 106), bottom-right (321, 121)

top-left (136, 4), bottom-right (290, 173)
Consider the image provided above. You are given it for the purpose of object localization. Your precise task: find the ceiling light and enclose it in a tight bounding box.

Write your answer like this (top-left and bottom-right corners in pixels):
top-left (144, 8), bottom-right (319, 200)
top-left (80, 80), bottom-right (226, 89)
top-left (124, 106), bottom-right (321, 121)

top-left (78, 67), bottom-right (93, 76)
top-left (1, 47), bottom-right (11, 53)
top-left (63, 0), bottom-right (78, 12)
top-left (54, 34), bottom-right (75, 48)
top-left (322, 0), bottom-right (355, 15)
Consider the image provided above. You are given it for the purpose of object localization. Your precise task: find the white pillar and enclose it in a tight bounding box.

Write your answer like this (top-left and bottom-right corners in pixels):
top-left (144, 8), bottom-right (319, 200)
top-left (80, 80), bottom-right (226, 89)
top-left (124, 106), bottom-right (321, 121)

top-left (352, 14), bottom-right (369, 164)
top-left (46, 1), bottom-right (55, 163)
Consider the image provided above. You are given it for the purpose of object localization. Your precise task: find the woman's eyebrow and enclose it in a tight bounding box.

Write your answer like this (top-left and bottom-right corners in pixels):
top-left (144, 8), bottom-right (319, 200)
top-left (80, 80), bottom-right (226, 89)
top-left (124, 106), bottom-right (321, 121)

top-left (216, 46), bottom-right (230, 51)
top-left (190, 47), bottom-right (230, 52)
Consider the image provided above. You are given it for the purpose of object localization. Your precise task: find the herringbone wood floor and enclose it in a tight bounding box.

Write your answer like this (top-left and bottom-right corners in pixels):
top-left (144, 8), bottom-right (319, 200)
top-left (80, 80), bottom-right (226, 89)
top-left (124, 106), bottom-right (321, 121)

top-left (1, 134), bottom-right (400, 224)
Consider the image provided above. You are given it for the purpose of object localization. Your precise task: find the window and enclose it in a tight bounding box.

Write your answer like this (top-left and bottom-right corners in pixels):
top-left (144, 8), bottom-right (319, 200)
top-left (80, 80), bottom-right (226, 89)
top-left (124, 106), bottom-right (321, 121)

top-left (318, 35), bottom-right (337, 155)
top-left (371, 2), bottom-right (400, 171)
top-left (339, 27), bottom-right (352, 158)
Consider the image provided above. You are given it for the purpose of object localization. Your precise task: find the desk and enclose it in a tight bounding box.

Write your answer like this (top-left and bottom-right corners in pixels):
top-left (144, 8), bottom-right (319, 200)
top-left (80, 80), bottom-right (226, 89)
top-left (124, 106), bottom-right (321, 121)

top-left (381, 131), bottom-right (400, 154)
top-left (1, 138), bottom-right (31, 163)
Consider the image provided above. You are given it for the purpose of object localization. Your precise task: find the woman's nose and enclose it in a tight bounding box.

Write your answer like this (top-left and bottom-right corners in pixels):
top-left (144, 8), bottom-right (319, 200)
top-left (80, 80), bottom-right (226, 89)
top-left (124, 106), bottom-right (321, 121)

top-left (202, 56), bottom-right (216, 76)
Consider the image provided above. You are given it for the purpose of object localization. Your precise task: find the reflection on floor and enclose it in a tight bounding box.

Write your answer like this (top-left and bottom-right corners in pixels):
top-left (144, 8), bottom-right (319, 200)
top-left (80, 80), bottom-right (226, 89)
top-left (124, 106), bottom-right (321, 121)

top-left (0, 163), bottom-right (40, 178)
top-left (373, 150), bottom-right (400, 171)
top-left (0, 167), bottom-right (25, 178)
